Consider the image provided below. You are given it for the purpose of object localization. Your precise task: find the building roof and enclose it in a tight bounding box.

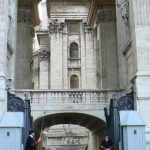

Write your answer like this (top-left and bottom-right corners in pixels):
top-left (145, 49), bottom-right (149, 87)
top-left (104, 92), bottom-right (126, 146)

top-left (0, 112), bottom-right (24, 128)
top-left (119, 111), bottom-right (145, 126)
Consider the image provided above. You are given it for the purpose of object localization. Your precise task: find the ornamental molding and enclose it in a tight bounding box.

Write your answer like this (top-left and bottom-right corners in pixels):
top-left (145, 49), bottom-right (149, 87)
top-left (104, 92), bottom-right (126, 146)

top-left (82, 21), bottom-right (93, 33)
top-left (48, 19), bottom-right (65, 33)
top-left (38, 48), bottom-right (50, 61)
top-left (116, 92), bottom-right (134, 110)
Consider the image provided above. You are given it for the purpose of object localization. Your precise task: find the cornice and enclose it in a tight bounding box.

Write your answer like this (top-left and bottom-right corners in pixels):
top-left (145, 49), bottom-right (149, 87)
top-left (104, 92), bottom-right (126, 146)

top-left (87, 0), bottom-right (101, 26)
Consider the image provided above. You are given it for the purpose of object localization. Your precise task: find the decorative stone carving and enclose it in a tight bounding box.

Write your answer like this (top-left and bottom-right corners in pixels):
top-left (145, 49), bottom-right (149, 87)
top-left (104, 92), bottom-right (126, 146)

top-left (48, 19), bottom-right (65, 33)
top-left (117, 92), bottom-right (134, 110)
top-left (82, 21), bottom-right (93, 32)
top-left (120, 0), bottom-right (129, 23)
top-left (7, 91), bottom-right (24, 112)
top-left (38, 48), bottom-right (50, 61)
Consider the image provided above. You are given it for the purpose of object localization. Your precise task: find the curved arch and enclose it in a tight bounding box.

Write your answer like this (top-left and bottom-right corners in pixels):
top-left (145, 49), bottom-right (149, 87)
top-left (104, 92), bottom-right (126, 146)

top-left (70, 74), bottom-right (79, 89)
top-left (33, 112), bottom-right (106, 136)
top-left (70, 42), bottom-right (79, 58)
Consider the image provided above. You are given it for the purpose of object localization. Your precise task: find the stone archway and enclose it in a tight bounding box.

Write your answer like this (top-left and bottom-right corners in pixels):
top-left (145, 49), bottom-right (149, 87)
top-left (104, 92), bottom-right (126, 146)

top-left (33, 112), bottom-right (106, 150)
top-left (34, 112), bottom-right (106, 133)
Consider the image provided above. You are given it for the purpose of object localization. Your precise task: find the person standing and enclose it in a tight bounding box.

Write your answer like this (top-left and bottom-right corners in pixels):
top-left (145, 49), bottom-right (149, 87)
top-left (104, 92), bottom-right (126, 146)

top-left (100, 135), bottom-right (113, 150)
top-left (25, 130), bottom-right (41, 150)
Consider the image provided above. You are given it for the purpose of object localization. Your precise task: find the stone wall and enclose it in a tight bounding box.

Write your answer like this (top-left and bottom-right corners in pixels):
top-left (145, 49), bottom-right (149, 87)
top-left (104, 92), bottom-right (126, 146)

top-left (0, 0), bottom-right (18, 117)
top-left (42, 124), bottom-right (89, 150)
top-left (129, 0), bottom-right (150, 146)
top-left (116, 0), bottom-right (150, 146)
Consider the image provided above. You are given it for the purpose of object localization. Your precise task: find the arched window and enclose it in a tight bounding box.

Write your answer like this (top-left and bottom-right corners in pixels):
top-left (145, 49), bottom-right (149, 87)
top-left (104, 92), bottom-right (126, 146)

top-left (70, 42), bottom-right (78, 58)
top-left (70, 75), bottom-right (79, 89)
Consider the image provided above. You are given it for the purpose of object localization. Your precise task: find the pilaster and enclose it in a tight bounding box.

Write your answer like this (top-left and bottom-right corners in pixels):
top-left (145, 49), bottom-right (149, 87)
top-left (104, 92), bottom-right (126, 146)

top-left (38, 48), bottom-right (50, 89)
top-left (49, 19), bottom-right (65, 89)
top-left (83, 24), bottom-right (97, 89)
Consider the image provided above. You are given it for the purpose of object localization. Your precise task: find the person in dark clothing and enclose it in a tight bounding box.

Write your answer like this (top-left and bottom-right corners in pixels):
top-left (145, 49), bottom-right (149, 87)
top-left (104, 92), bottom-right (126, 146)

top-left (25, 130), bottom-right (41, 150)
top-left (100, 135), bottom-right (113, 150)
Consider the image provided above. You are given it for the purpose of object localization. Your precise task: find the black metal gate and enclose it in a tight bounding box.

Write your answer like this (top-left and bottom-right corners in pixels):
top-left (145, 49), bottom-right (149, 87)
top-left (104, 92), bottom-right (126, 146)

top-left (7, 91), bottom-right (33, 147)
top-left (104, 92), bottom-right (134, 150)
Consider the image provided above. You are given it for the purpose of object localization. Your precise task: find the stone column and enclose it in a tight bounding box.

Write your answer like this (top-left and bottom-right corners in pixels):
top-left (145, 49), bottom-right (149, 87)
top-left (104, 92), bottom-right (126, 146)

top-left (0, 0), bottom-right (9, 117)
top-left (15, 9), bottom-right (33, 89)
top-left (38, 49), bottom-right (50, 89)
top-left (49, 20), bottom-right (64, 89)
top-left (129, 0), bottom-right (150, 145)
top-left (97, 8), bottom-right (118, 90)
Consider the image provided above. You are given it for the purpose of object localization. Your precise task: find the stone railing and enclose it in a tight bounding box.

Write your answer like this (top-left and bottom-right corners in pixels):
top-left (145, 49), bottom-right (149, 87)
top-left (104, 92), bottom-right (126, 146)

top-left (13, 89), bottom-right (121, 104)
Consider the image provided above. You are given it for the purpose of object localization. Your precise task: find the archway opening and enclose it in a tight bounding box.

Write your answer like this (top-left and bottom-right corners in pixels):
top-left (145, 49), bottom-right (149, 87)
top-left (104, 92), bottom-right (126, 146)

top-left (33, 112), bottom-right (106, 150)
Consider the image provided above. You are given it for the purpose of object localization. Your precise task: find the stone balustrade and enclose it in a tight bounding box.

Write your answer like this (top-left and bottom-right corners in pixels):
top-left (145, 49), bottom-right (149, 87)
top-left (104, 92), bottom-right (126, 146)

top-left (13, 89), bottom-right (121, 104)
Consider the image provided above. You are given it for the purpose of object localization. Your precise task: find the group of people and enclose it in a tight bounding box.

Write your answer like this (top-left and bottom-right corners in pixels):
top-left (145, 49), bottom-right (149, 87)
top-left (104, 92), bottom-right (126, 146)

top-left (25, 130), bottom-right (113, 150)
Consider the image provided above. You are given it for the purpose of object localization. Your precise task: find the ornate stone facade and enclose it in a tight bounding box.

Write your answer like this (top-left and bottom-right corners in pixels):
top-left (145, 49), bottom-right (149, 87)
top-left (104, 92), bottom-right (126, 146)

top-left (0, 0), bottom-right (150, 149)
top-left (48, 19), bottom-right (65, 33)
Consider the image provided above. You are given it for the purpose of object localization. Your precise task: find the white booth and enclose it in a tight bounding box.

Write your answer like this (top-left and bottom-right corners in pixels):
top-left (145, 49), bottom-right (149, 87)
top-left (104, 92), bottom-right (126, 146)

top-left (0, 112), bottom-right (24, 150)
top-left (119, 111), bottom-right (146, 150)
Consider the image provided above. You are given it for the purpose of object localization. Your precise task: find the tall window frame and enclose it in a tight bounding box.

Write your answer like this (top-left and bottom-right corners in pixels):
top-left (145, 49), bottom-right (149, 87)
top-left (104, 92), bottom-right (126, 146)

top-left (70, 75), bottom-right (79, 89)
top-left (70, 42), bottom-right (79, 59)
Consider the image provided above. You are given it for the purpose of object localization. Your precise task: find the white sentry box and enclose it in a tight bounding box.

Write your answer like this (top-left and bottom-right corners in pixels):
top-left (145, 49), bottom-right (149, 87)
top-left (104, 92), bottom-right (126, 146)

top-left (119, 111), bottom-right (146, 150)
top-left (0, 112), bottom-right (24, 150)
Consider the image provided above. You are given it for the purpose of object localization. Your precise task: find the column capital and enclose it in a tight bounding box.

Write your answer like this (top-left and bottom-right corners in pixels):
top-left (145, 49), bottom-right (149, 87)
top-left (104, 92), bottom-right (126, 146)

top-left (48, 19), bottom-right (65, 33)
top-left (32, 67), bottom-right (39, 76)
top-left (82, 20), bottom-right (93, 33)
top-left (38, 48), bottom-right (50, 61)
